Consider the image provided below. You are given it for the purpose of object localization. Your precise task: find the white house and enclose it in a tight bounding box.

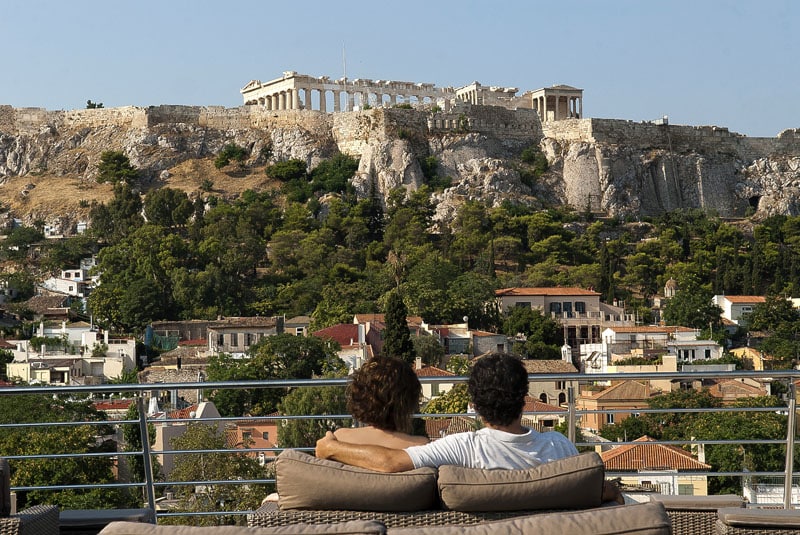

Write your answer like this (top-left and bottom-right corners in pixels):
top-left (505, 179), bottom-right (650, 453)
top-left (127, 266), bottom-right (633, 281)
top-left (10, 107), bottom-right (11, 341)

top-left (712, 295), bottom-right (766, 325)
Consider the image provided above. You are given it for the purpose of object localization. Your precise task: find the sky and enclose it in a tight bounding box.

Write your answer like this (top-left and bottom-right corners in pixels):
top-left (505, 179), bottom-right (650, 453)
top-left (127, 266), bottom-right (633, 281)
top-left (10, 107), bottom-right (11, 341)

top-left (1, 0), bottom-right (797, 138)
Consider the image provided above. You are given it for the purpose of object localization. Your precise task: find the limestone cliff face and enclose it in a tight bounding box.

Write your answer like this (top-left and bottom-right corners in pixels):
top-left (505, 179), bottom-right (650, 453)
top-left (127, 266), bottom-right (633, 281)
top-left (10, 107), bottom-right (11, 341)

top-left (2, 104), bottom-right (800, 230)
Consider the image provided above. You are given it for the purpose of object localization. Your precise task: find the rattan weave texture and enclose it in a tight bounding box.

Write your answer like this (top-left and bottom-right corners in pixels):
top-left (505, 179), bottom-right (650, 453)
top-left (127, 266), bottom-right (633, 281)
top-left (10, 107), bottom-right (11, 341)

top-left (0, 505), bottom-right (59, 535)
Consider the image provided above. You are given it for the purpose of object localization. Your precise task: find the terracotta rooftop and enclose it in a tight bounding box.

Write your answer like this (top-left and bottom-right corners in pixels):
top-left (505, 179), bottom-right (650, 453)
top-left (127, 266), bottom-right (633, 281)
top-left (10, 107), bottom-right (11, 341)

top-left (720, 295), bottom-right (766, 304)
top-left (523, 396), bottom-right (565, 413)
top-left (601, 436), bottom-right (710, 471)
top-left (178, 338), bottom-right (207, 347)
top-left (496, 287), bottom-right (600, 297)
top-left (93, 399), bottom-right (134, 411)
top-left (415, 365), bottom-right (454, 377)
top-left (522, 360), bottom-right (579, 374)
top-left (353, 314), bottom-right (424, 329)
top-left (312, 324), bottom-right (361, 347)
top-left (586, 380), bottom-right (650, 401)
top-left (23, 295), bottom-right (69, 314)
top-left (606, 326), bottom-right (697, 334)
top-left (708, 379), bottom-right (768, 399)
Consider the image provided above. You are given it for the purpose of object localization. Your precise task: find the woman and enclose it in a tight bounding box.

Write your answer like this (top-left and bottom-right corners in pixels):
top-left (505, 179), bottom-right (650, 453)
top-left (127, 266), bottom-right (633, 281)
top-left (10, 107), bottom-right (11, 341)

top-left (334, 355), bottom-right (429, 448)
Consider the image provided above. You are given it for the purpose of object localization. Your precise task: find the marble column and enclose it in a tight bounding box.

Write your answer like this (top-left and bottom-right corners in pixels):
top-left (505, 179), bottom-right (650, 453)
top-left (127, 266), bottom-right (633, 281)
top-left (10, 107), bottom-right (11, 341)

top-left (333, 91), bottom-right (341, 112)
top-left (319, 89), bottom-right (327, 112)
top-left (304, 88), bottom-right (312, 110)
top-left (279, 92), bottom-right (287, 110)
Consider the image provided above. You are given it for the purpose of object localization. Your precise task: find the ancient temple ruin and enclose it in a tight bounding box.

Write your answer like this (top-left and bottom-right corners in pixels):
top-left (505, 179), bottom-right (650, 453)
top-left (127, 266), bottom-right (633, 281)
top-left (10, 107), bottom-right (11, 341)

top-left (240, 71), bottom-right (583, 122)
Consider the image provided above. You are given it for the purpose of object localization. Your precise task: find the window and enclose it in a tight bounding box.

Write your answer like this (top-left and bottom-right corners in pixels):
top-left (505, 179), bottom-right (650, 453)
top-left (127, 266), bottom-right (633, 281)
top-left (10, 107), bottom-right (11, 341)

top-left (549, 302), bottom-right (562, 315)
top-left (242, 431), bottom-right (251, 443)
top-left (515, 301), bottom-right (531, 308)
top-left (496, 343), bottom-right (505, 352)
top-left (230, 333), bottom-right (238, 347)
top-left (539, 393), bottom-right (547, 403)
top-left (217, 334), bottom-right (224, 346)
top-left (556, 381), bottom-right (566, 390)
top-left (558, 392), bottom-right (566, 405)
top-left (245, 333), bottom-right (253, 346)
top-left (562, 302), bottom-right (573, 318)
top-left (606, 413), bottom-right (615, 425)
top-left (262, 431), bottom-right (269, 440)
top-left (575, 301), bottom-right (586, 314)
top-left (678, 484), bottom-right (694, 496)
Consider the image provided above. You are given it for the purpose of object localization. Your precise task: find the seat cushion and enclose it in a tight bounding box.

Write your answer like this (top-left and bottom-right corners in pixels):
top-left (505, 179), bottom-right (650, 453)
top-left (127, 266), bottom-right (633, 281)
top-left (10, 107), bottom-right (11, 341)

top-left (437, 452), bottom-right (604, 512)
top-left (717, 506), bottom-right (800, 528)
top-left (99, 520), bottom-right (387, 535)
top-left (390, 502), bottom-right (671, 535)
top-left (276, 449), bottom-right (438, 512)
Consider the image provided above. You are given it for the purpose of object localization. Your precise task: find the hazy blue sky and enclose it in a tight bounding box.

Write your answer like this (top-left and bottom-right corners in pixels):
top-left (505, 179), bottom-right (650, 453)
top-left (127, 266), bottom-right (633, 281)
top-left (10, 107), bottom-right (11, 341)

top-left (2, 0), bottom-right (797, 137)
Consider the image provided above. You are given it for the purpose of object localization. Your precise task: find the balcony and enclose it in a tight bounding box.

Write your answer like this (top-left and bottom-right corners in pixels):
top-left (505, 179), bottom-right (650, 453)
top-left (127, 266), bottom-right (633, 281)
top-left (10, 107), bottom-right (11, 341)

top-left (1, 369), bottom-right (800, 529)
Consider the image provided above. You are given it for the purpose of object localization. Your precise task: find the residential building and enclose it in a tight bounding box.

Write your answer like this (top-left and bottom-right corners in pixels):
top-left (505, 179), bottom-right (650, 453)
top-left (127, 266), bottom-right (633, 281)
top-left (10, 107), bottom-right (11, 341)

top-left (352, 314), bottom-right (425, 358)
top-left (712, 295), bottom-right (766, 326)
top-left (285, 316), bottom-right (311, 336)
top-left (421, 321), bottom-right (471, 355)
top-left (601, 436), bottom-right (710, 496)
top-left (6, 330), bottom-right (137, 384)
top-left (495, 287), bottom-right (634, 357)
top-left (312, 323), bottom-right (372, 373)
top-left (149, 401), bottom-right (225, 477)
top-left (521, 359), bottom-right (579, 406)
top-left (413, 359), bottom-right (455, 400)
top-left (521, 397), bottom-right (567, 430)
top-left (731, 346), bottom-right (776, 371)
top-left (207, 316), bottom-right (284, 357)
top-left (471, 330), bottom-right (509, 356)
top-left (707, 378), bottom-right (769, 404)
top-left (226, 416), bottom-right (280, 466)
top-left (577, 380), bottom-right (652, 433)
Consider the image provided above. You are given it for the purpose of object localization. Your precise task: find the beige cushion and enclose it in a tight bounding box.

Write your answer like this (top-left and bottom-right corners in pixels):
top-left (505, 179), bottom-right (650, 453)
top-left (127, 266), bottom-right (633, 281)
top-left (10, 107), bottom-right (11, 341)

top-left (391, 502), bottom-right (671, 535)
top-left (717, 506), bottom-right (800, 528)
top-left (649, 493), bottom-right (745, 510)
top-left (276, 449), bottom-right (438, 512)
top-left (99, 520), bottom-right (386, 535)
top-left (437, 452), bottom-right (604, 512)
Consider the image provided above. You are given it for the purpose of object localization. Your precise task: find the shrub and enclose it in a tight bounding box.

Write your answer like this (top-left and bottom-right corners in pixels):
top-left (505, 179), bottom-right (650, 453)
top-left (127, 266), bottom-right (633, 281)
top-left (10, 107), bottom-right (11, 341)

top-left (214, 144), bottom-right (248, 169)
top-left (266, 159), bottom-right (307, 181)
top-left (309, 154), bottom-right (359, 195)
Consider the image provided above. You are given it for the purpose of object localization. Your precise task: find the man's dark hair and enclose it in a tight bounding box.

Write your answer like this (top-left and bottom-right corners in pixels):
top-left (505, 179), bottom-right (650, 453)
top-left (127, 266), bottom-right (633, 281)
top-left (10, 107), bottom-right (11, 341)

top-left (467, 353), bottom-right (528, 426)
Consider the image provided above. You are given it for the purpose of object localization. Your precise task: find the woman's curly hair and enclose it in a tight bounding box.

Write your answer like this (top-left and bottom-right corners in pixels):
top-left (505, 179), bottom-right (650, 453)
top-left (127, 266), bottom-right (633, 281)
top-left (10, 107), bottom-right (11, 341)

top-left (468, 353), bottom-right (528, 426)
top-left (347, 356), bottom-right (422, 433)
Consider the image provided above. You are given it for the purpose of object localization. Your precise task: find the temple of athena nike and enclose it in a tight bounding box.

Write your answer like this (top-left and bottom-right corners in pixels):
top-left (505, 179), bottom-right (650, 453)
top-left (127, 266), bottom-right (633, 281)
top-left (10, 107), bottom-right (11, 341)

top-left (241, 71), bottom-right (583, 122)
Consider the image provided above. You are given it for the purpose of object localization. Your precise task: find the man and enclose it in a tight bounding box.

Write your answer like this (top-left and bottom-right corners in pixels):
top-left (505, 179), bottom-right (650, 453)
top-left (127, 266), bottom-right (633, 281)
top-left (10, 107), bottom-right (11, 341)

top-left (316, 353), bottom-right (578, 472)
top-left (317, 352), bottom-right (622, 503)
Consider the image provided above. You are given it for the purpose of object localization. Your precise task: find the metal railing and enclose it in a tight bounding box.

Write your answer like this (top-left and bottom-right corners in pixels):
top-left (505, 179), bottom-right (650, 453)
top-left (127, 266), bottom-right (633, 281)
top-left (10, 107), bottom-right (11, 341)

top-left (0, 368), bottom-right (798, 524)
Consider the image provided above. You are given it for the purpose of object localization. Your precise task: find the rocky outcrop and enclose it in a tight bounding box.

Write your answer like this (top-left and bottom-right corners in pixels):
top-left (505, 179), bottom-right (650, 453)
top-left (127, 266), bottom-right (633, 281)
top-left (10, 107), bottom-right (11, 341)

top-left (3, 105), bottom-right (800, 229)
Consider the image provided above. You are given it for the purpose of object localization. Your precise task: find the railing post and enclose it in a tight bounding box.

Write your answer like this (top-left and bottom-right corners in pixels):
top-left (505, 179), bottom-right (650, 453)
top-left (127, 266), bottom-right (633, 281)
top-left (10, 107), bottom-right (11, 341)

top-left (567, 385), bottom-right (576, 443)
top-left (784, 380), bottom-right (796, 510)
top-left (136, 397), bottom-right (157, 511)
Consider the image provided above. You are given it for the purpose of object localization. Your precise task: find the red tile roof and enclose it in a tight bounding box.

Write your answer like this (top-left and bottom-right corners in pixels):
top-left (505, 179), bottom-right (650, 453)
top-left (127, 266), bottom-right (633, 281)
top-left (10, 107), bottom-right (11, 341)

top-left (721, 296), bottom-right (766, 304)
top-left (587, 380), bottom-right (651, 401)
top-left (523, 396), bottom-right (566, 413)
top-left (601, 436), bottom-right (710, 471)
top-left (415, 365), bottom-right (455, 377)
top-left (178, 338), bottom-right (207, 347)
top-left (93, 399), bottom-right (135, 411)
top-left (496, 287), bottom-right (600, 297)
top-left (312, 324), bottom-right (360, 347)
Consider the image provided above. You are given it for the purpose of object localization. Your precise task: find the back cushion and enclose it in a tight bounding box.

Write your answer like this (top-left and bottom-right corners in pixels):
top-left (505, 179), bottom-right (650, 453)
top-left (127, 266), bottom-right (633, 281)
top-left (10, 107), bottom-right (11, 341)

top-left (390, 502), bottom-right (671, 535)
top-left (437, 452), bottom-right (604, 512)
top-left (276, 449), bottom-right (438, 512)
top-left (98, 520), bottom-right (387, 535)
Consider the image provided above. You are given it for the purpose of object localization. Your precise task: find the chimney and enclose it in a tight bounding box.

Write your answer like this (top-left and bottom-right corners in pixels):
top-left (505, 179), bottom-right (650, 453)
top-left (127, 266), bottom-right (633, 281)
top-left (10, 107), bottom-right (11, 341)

top-left (415, 357), bottom-right (422, 370)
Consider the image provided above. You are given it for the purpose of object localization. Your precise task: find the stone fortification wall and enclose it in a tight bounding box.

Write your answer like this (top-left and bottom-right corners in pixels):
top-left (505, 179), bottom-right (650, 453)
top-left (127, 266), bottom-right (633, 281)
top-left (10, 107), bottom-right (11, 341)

top-left (429, 105), bottom-right (542, 141)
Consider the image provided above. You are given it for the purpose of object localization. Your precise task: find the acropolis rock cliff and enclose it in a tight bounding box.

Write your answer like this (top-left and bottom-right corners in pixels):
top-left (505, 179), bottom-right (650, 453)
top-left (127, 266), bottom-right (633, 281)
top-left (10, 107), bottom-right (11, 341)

top-left (1, 99), bottom-right (800, 233)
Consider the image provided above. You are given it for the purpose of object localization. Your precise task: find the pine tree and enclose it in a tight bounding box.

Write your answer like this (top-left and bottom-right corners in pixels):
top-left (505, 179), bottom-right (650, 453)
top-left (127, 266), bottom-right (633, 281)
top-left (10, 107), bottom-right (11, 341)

top-left (382, 290), bottom-right (416, 364)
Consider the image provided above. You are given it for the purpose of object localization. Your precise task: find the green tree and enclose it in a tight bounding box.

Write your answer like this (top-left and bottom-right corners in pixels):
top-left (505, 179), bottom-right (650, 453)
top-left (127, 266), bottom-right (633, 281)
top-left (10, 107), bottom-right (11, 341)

top-left (86, 100), bottom-right (103, 108)
top-left (89, 182), bottom-right (144, 243)
top-left (309, 153), bottom-right (359, 194)
top-left (0, 395), bottom-right (130, 509)
top-left (166, 423), bottom-right (270, 526)
top-left (746, 295), bottom-right (800, 331)
top-left (206, 334), bottom-right (344, 416)
top-left (143, 187), bottom-right (193, 228)
top-left (502, 307), bottom-right (564, 360)
top-left (97, 150), bottom-right (138, 184)
top-left (382, 290), bottom-right (416, 363)
top-left (412, 335), bottom-right (446, 367)
top-left (277, 384), bottom-right (350, 448)
top-left (120, 403), bottom-right (160, 505)
top-left (422, 384), bottom-right (471, 417)
top-left (0, 349), bottom-right (13, 380)
top-left (662, 279), bottom-right (722, 329)
top-left (266, 159), bottom-right (307, 180)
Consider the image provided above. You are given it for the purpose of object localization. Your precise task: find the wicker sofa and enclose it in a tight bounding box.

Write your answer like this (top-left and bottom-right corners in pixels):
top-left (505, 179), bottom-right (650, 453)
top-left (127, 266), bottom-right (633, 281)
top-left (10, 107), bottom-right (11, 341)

top-left (0, 458), bottom-right (59, 535)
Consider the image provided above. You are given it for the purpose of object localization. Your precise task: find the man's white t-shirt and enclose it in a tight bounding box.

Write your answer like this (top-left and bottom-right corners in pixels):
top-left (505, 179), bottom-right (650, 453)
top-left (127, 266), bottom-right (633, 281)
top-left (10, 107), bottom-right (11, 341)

top-left (405, 427), bottom-right (578, 470)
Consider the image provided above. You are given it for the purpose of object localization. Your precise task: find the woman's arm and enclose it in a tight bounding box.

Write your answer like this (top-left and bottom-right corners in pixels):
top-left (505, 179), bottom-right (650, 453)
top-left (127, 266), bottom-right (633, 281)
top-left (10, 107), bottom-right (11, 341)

top-left (315, 431), bottom-right (415, 472)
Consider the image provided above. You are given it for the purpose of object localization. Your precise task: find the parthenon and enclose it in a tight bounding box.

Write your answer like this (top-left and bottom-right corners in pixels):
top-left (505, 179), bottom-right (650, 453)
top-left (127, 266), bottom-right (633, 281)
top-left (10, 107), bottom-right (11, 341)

top-left (240, 71), bottom-right (583, 122)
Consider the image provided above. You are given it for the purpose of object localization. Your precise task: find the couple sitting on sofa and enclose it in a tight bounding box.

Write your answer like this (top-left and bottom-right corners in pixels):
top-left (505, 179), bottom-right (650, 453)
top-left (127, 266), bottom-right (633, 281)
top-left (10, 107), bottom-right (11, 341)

top-left (317, 353), bottom-right (622, 503)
